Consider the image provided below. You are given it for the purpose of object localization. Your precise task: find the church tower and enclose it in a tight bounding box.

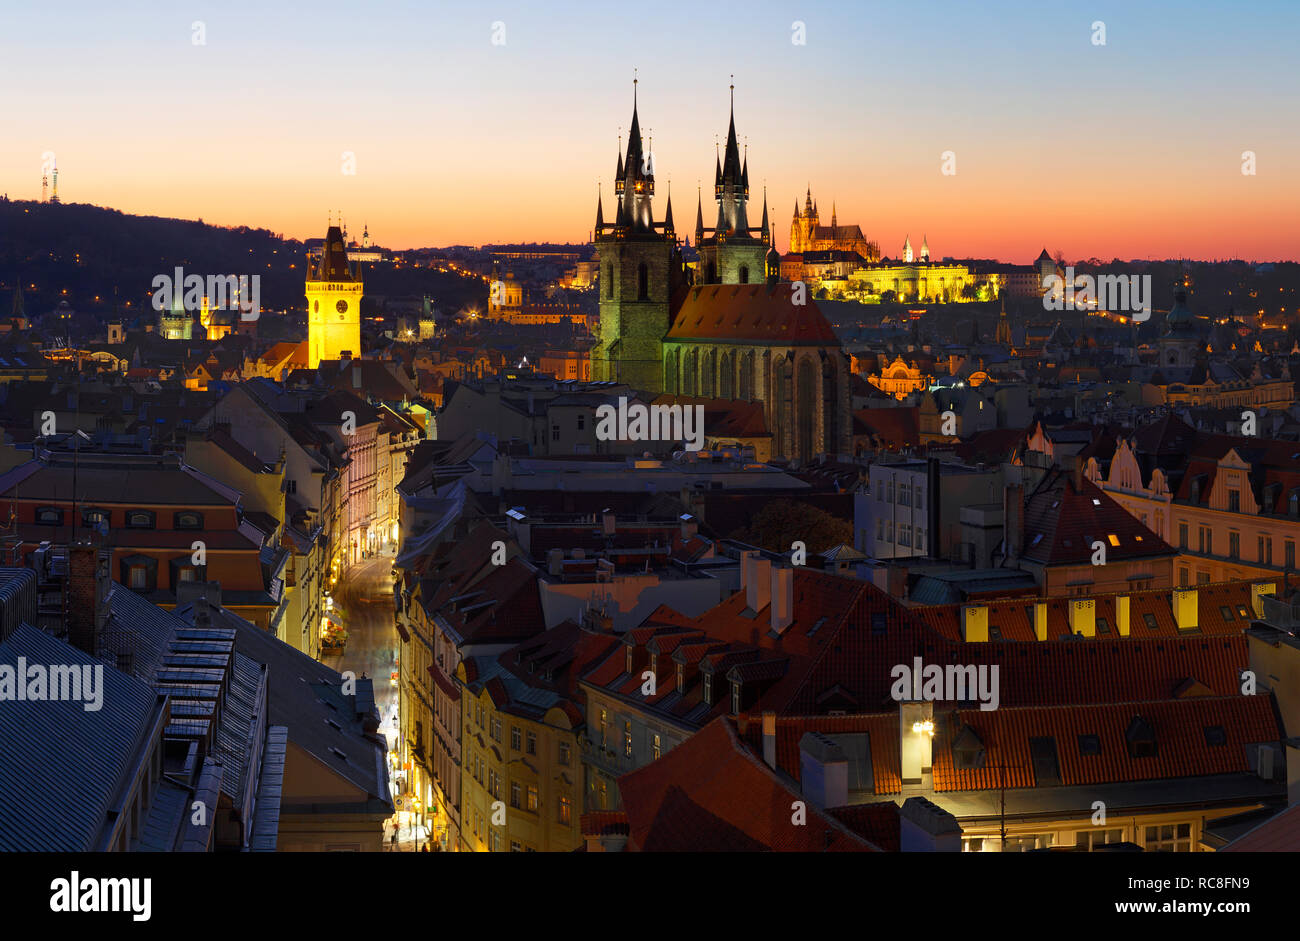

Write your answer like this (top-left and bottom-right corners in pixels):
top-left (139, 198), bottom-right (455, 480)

top-left (696, 83), bottom-right (769, 286)
top-left (996, 290), bottom-right (1012, 346)
top-left (591, 79), bottom-right (687, 392)
top-left (305, 224), bottom-right (363, 368)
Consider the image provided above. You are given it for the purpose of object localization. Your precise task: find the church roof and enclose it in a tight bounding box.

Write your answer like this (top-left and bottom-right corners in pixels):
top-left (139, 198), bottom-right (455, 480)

top-left (666, 283), bottom-right (839, 345)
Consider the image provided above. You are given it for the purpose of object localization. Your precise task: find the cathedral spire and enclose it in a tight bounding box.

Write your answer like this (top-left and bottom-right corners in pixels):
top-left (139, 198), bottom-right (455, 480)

top-left (695, 187), bottom-right (704, 244)
top-left (595, 183), bottom-right (604, 231)
top-left (831, 202), bottom-right (837, 229)
top-left (664, 183), bottom-right (674, 236)
top-left (760, 186), bottom-right (769, 241)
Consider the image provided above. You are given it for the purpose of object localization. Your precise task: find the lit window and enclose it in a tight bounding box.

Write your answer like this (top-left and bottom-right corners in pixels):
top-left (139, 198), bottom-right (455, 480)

top-left (1107, 534), bottom-right (1120, 547)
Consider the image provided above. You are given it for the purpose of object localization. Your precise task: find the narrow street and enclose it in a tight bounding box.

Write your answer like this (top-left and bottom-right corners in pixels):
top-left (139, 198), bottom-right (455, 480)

top-left (321, 555), bottom-right (420, 848)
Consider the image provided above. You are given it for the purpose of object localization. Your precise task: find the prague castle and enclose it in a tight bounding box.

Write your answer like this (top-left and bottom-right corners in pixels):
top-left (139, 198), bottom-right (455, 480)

top-left (591, 82), bottom-right (851, 462)
top-left (789, 190), bottom-right (878, 260)
top-left (305, 225), bottom-right (363, 368)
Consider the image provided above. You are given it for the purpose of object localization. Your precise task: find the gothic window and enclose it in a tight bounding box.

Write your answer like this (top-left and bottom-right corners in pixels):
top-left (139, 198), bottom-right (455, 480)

top-left (637, 262), bottom-right (648, 300)
top-left (822, 358), bottom-right (840, 453)
top-left (707, 263), bottom-right (717, 284)
top-left (739, 265), bottom-right (749, 285)
top-left (606, 264), bottom-right (613, 299)
top-left (719, 351), bottom-right (733, 399)
top-left (701, 349), bottom-right (715, 398)
top-left (664, 348), bottom-right (679, 394)
top-left (739, 351), bottom-right (754, 401)
top-left (683, 349), bottom-right (697, 396)
top-left (797, 358), bottom-right (817, 463)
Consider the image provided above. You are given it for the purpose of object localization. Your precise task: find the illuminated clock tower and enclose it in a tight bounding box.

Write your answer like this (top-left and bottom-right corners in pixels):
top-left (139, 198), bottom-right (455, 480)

top-left (305, 224), bottom-right (363, 368)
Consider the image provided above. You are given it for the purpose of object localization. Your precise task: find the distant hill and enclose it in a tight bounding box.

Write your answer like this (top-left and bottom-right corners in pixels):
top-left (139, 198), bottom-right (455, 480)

top-left (0, 199), bottom-right (482, 323)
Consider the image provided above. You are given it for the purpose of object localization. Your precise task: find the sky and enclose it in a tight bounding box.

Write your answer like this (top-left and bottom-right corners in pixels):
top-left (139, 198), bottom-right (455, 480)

top-left (2, 0), bottom-right (1297, 261)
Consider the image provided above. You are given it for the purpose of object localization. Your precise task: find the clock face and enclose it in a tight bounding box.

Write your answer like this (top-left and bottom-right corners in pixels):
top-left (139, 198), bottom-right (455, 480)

top-left (336, 300), bottom-right (348, 314)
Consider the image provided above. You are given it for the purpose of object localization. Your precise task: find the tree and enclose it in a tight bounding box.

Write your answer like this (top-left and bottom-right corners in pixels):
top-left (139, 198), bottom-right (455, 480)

top-left (730, 500), bottom-right (853, 555)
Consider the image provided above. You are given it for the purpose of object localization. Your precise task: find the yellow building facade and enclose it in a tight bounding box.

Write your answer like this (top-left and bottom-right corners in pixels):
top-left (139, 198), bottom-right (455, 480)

top-left (456, 662), bottom-right (584, 852)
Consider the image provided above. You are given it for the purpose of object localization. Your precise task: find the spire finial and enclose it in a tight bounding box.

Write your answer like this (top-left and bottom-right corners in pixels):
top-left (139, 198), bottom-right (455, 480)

top-left (633, 68), bottom-right (638, 107)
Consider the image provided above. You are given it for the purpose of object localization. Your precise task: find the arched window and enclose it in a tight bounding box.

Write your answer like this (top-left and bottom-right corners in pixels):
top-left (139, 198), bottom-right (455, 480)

top-left (719, 351), bottom-right (733, 399)
top-left (822, 358), bottom-right (840, 453)
top-left (637, 262), bottom-right (648, 300)
top-left (707, 263), bottom-right (717, 284)
top-left (664, 348), bottom-right (679, 394)
top-left (739, 265), bottom-right (749, 284)
top-left (797, 358), bottom-right (817, 463)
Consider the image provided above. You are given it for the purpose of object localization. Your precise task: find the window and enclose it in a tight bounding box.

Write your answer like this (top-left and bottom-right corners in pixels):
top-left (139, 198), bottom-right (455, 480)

top-left (577, 414), bottom-right (585, 431)
top-left (899, 524), bottom-right (911, 547)
top-left (1096, 617), bottom-right (1110, 635)
top-left (175, 511), bottom-right (203, 530)
top-left (526, 731), bottom-right (536, 755)
top-left (82, 507), bottom-right (109, 527)
top-left (559, 741), bottom-right (571, 766)
top-left (702, 673), bottom-right (712, 705)
top-left (1289, 541), bottom-right (1296, 571)
top-left (510, 781), bottom-right (521, 809)
top-left (491, 717), bottom-right (501, 742)
top-left (1204, 725), bottom-right (1227, 746)
top-left (598, 708), bottom-right (607, 746)
top-left (1220, 606), bottom-right (1234, 622)
top-left (551, 425), bottom-right (560, 442)
top-left (1228, 490), bottom-right (1240, 512)
top-left (915, 490), bottom-right (923, 511)
top-left (1003, 834), bottom-right (1054, 852)
top-left (526, 785), bottom-right (538, 812)
top-left (597, 778), bottom-right (607, 810)
top-left (558, 795), bottom-right (572, 826)
top-left (1142, 613), bottom-right (1158, 630)
top-left (623, 721), bottom-right (632, 758)
top-left (1076, 828), bottom-right (1123, 851)
top-left (35, 506), bottom-right (63, 526)
top-left (510, 726), bottom-right (520, 750)
top-left (730, 681), bottom-right (741, 715)
top-left (1028, 737), bottom-right (1061, 786)
top-left (652, 733), bottom-right (661, 760)
top-left (510, 840), bottom-right (522, 853)
top-left (899, 483), bottom-right (911, 507)
top-left (1179, 567), bottom-right (1189, 587)
top-left (1229, 531), bottom-right (1240, 560)
top-left (129, 565), bottom-right (148, 590)
top-left (625, 647), bottom-right (633, 674)
top-left (1144, 823), bottom-right (1192, 852)
top-left (676, 663), bottom-right (684, 692)
top-left (916, 529), bottom-right (924, 552)
top-left (1077, 734), bottom-right (1101, 756)
top-left (125, 509), bottom-right (155, 529)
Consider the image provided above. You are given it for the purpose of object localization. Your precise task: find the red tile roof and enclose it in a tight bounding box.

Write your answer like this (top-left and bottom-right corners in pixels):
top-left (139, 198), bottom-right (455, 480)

top-left (1022, 468), bottom-right (1174, 566)
top-left (1221, 802), bottom-right (1300, 852)
top-left (616, 717), bottom-right (880, 851)
top-left (666, 283), bottom-right (839, 344)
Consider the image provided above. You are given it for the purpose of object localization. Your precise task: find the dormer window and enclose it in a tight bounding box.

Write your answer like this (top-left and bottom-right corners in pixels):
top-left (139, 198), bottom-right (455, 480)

top-left (703, 673), bottom-right (712, 706)
top-left (1126, 715), bottom-right (1157, 758)
top-left (126, 509), bottom-right (156, 529)
top-left (730, 681), bottom-right (741, 715)
top-left (676, 663), bottom-right (684, 692)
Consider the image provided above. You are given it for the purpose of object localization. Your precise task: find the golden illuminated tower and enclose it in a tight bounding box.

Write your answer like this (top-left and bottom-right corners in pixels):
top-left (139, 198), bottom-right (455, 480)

top-left (305, 224), bottom-right (363, 368)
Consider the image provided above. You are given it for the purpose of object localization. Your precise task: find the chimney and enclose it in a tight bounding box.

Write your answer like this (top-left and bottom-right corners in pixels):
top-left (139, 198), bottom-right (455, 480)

top-left (1114, 595), bottom-right (1130, 636)
top-left (547, 548), bottom-right (564, 576)
top-left (352, 366), bottom-right (362, 389)
top-left (961, 605), bottom-right (988, 642)
top-left (1033, 601), bottom-right (1048, 641)
top-left (900, 796), bottom-right (962, 852)
top-left (761, 712), bottom-right (777, 769)
top-left (746, 555), bottom-right (772, 613)
top-left (601, 508), bottom-right (615, 537)
top-left (770, 566), bottom-right (794, 633)
top-left (1172, 588), bottom-right (1198, 632)
top-left (1072, 456), bottom-right (1084, 493)
top-left (1068, 598), bottom-right (1096, 637)
top-left (66, 543), bottom-right (110, 656)
top-left (679, 513), bottom-right (698, 542)
top-left (798, 732), bottom-right (848, 809)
